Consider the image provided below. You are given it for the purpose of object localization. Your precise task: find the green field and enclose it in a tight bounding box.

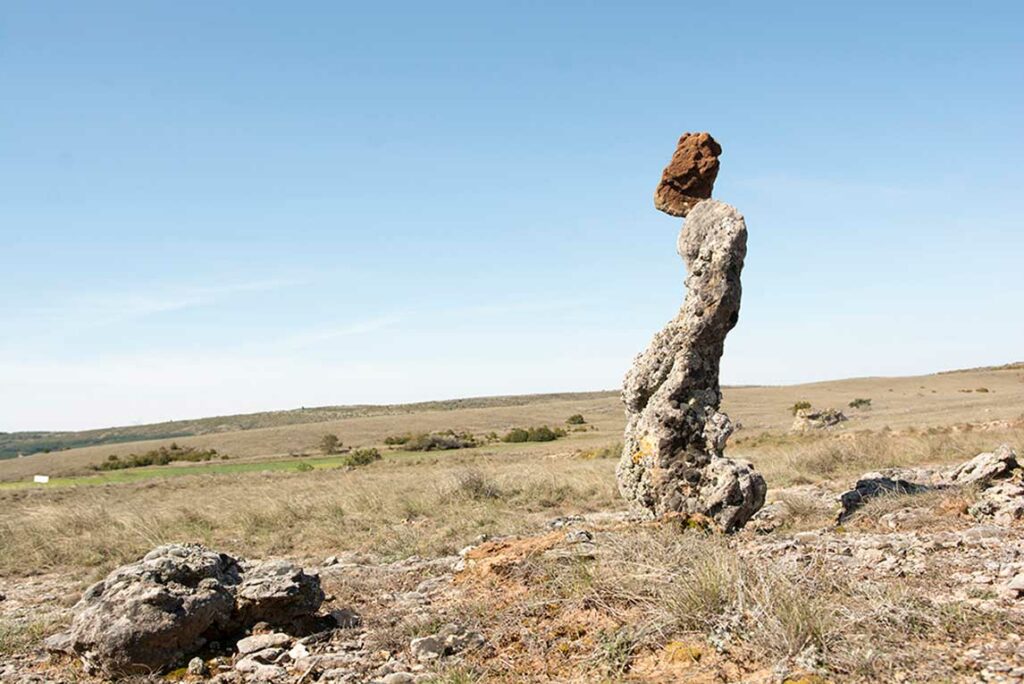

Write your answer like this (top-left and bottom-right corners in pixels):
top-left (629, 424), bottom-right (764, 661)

top-left (0, 450), bottom-right (425, 490)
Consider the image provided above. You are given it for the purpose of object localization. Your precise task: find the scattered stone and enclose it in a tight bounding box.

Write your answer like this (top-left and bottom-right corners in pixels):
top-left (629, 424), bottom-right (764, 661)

top-left (1002, 574), bottom-right (1024, 599)
top-left (653, 132), bottom-right (721, 217)
top-left (409, 636), bottom-right (444, 662)
top-left (564, 529), bottom-right (593, 544)
top-left (617, 188), bottom-right (766, 530)
top-left (546, 515), bottom-right (584, 529)
top-left (791, 408), bottom-right (848, 432)
top-left (381, 674), bottom-right (416, 684)
top-left (236, 633), bottom-right (291, 655)
top-left (748, 503), bottom-right (786, 534)
top-left (409, 624), bottom-right (483, 662)
top-left (188, 657), bottom-right (208, 676)
top-left (331, 607), bottom-right (362, 628)
top-left (47, 543), bottom-right (326, 677)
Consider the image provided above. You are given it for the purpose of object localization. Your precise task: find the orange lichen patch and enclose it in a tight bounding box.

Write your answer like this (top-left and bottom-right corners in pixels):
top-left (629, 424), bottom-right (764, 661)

top-left (656, 511), bottom-right (720, 533)
top-left (632, 435), bottom-right (656, 464)
top-left (631, 639), bottom-right (761, 683)
top-left (664, 640), bottom-right (704, 662)
top-left (455, 531), bottom-right (564, 582)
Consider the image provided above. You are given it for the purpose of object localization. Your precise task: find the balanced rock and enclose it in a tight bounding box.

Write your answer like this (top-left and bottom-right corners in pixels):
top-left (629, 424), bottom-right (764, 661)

top-left (653, 132), bottom-right (722, 217)
top-left (49, 543), bottom-right (324, 677)
top-left (617, 196), bottom-right (766, 530)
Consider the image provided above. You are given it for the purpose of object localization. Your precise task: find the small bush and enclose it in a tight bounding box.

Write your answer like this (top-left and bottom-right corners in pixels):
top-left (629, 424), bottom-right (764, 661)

top-left (502, 425), bottom-right (567, 443)
top-left (502, 428), bottom-right (530, 443)
top-left (566, 414), bottom-right (586, 425)
top-left (848, 398), bottom-right (872, 410)
top-left (451, 469), bottom-right (504, 500)
top-left (976, 387), bottom-right (990, 393)
top-left (343, 448), bottom-right (381, 467)
top-left (790, 401), bottom-right (812, 416)
top-left (384, 434), bottom-right (411, 446)
top-left (296, 462), bottom-right (314, 472)
top-left (403, 431), bottom-right (477, 451)
top-left (319, 434), bottom-right (342, 455)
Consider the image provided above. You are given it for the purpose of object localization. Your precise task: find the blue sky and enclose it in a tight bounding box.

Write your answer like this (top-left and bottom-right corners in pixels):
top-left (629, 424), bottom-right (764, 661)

top-left (2, 1), bottom-right (1022, 431)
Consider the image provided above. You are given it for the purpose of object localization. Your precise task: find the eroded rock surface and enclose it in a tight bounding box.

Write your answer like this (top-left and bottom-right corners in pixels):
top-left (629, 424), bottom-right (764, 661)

top-left (49, 544), bottom-right (324, 677)
top-left (653, 132), bottom-right (721, 217)
top-left (617, 196), bottom-right (766, 530)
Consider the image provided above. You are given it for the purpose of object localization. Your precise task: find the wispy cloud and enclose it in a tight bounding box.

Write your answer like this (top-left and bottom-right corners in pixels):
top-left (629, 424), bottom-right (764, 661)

top-left (66, 278), bottom-right (301, 324)
top-left (266, 315), bottom-right (404, 350)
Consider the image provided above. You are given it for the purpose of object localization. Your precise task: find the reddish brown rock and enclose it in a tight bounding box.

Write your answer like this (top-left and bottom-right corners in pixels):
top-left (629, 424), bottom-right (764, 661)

top-left (653, 132), bottom-right (721, 217)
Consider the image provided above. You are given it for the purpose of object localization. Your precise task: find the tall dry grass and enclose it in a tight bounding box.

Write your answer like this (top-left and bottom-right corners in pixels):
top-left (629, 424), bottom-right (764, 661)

top-left (0, 453), bottom-right (619, 578)
top-left (742, 427), bottom-right (1023, 486)
top-left (503, 527), bottom-right (1015, 680)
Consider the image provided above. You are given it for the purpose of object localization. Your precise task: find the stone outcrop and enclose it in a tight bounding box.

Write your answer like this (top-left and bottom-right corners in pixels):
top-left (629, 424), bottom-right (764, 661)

top-left (617, 147), bottom-right (766, 530)
top-left (945, 444), bottom-right (1019, 487)
top-left (48, 544), bottom-right (324, 677)
top-left (653, 132), bottom-right (722, 217)
top-left (791, 408), bottom-right (848, 432)
top-left (836, 445), bottom-right (1022, 523)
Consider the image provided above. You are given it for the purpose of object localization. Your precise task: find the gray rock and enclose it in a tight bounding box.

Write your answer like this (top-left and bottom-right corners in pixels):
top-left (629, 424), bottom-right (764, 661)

top-left (49, 543), bottom-right (325, 677)
top-left (382, 674), bottom-right (416, 684)
top-left (791, 408), bottom-right (848, 432)
top-left (409, 635), bottom-right (444, 661)
top-left (616, 197), bottom-right (766, 531)
top-left (945, 445), bottom-right (1018, 486)
top-left (235, 560), bottom-right (324, 626)
top-left (837, 476), bottom-right (926, 522)
top-left (188, 657), bottom-right (208, 675)
top-left (564, 529), bottom-right (593, 544)
top-left (236, 633), bottom-right (291, 655)
top-left (409, 624), bottom-right (483, 662)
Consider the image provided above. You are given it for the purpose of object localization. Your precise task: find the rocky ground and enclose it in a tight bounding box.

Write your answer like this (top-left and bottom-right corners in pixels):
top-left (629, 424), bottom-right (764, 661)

top-left (3, 450), bottom-right (1024, 683)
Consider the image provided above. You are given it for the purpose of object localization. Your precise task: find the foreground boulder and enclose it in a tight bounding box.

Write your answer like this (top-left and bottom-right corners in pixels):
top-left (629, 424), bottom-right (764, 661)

top-left (618, 139), bottom-right (766, 531)
top-left (48, 544), bottom-right (324, 677)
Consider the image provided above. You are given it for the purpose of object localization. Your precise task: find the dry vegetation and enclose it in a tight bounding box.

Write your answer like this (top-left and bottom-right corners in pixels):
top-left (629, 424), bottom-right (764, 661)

top-left (1, 365), bottom-right (1023, 681)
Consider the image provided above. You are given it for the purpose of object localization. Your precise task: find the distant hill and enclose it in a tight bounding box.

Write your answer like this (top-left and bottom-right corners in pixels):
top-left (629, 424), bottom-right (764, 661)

top-left (0, 391), bottom-right (617, 460)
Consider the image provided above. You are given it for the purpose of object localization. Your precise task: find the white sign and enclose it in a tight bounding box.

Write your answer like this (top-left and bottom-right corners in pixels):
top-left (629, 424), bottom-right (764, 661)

top-left (33, 475), bottom-right (50, 484)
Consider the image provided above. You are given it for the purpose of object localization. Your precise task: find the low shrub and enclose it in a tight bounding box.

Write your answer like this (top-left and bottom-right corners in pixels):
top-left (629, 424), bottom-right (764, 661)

top-left (451, 469), bottom-right (504, 500)
top-left (384, 434), bottom-right (411, 446)
top-left (94, 444), bottom-right (223, 471)
top-left (790, 401), bottom-right (812, 416)
top-left (343, 448), bottom-right (382, 467)
top-left (319, 434), bottom-right (342, 455)
top-left (296, 462), bottom-right (314, 472)
top-left (402, 431), bottom-right (477, 451)
top-left (566, 414), bottom-right (586, 425)
top-left (848, 398), bottom-right (872, 409)
top-left (501, 425), bottom-right (567, 443)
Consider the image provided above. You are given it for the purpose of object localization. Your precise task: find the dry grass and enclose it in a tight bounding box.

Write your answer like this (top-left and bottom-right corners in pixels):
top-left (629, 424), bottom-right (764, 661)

top-left (746, 426), bottom-right (1023, 487)
top-left (456, 527), bottom-right (1018, 680)
top-left (0, 452), bottom-right (620, 578)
